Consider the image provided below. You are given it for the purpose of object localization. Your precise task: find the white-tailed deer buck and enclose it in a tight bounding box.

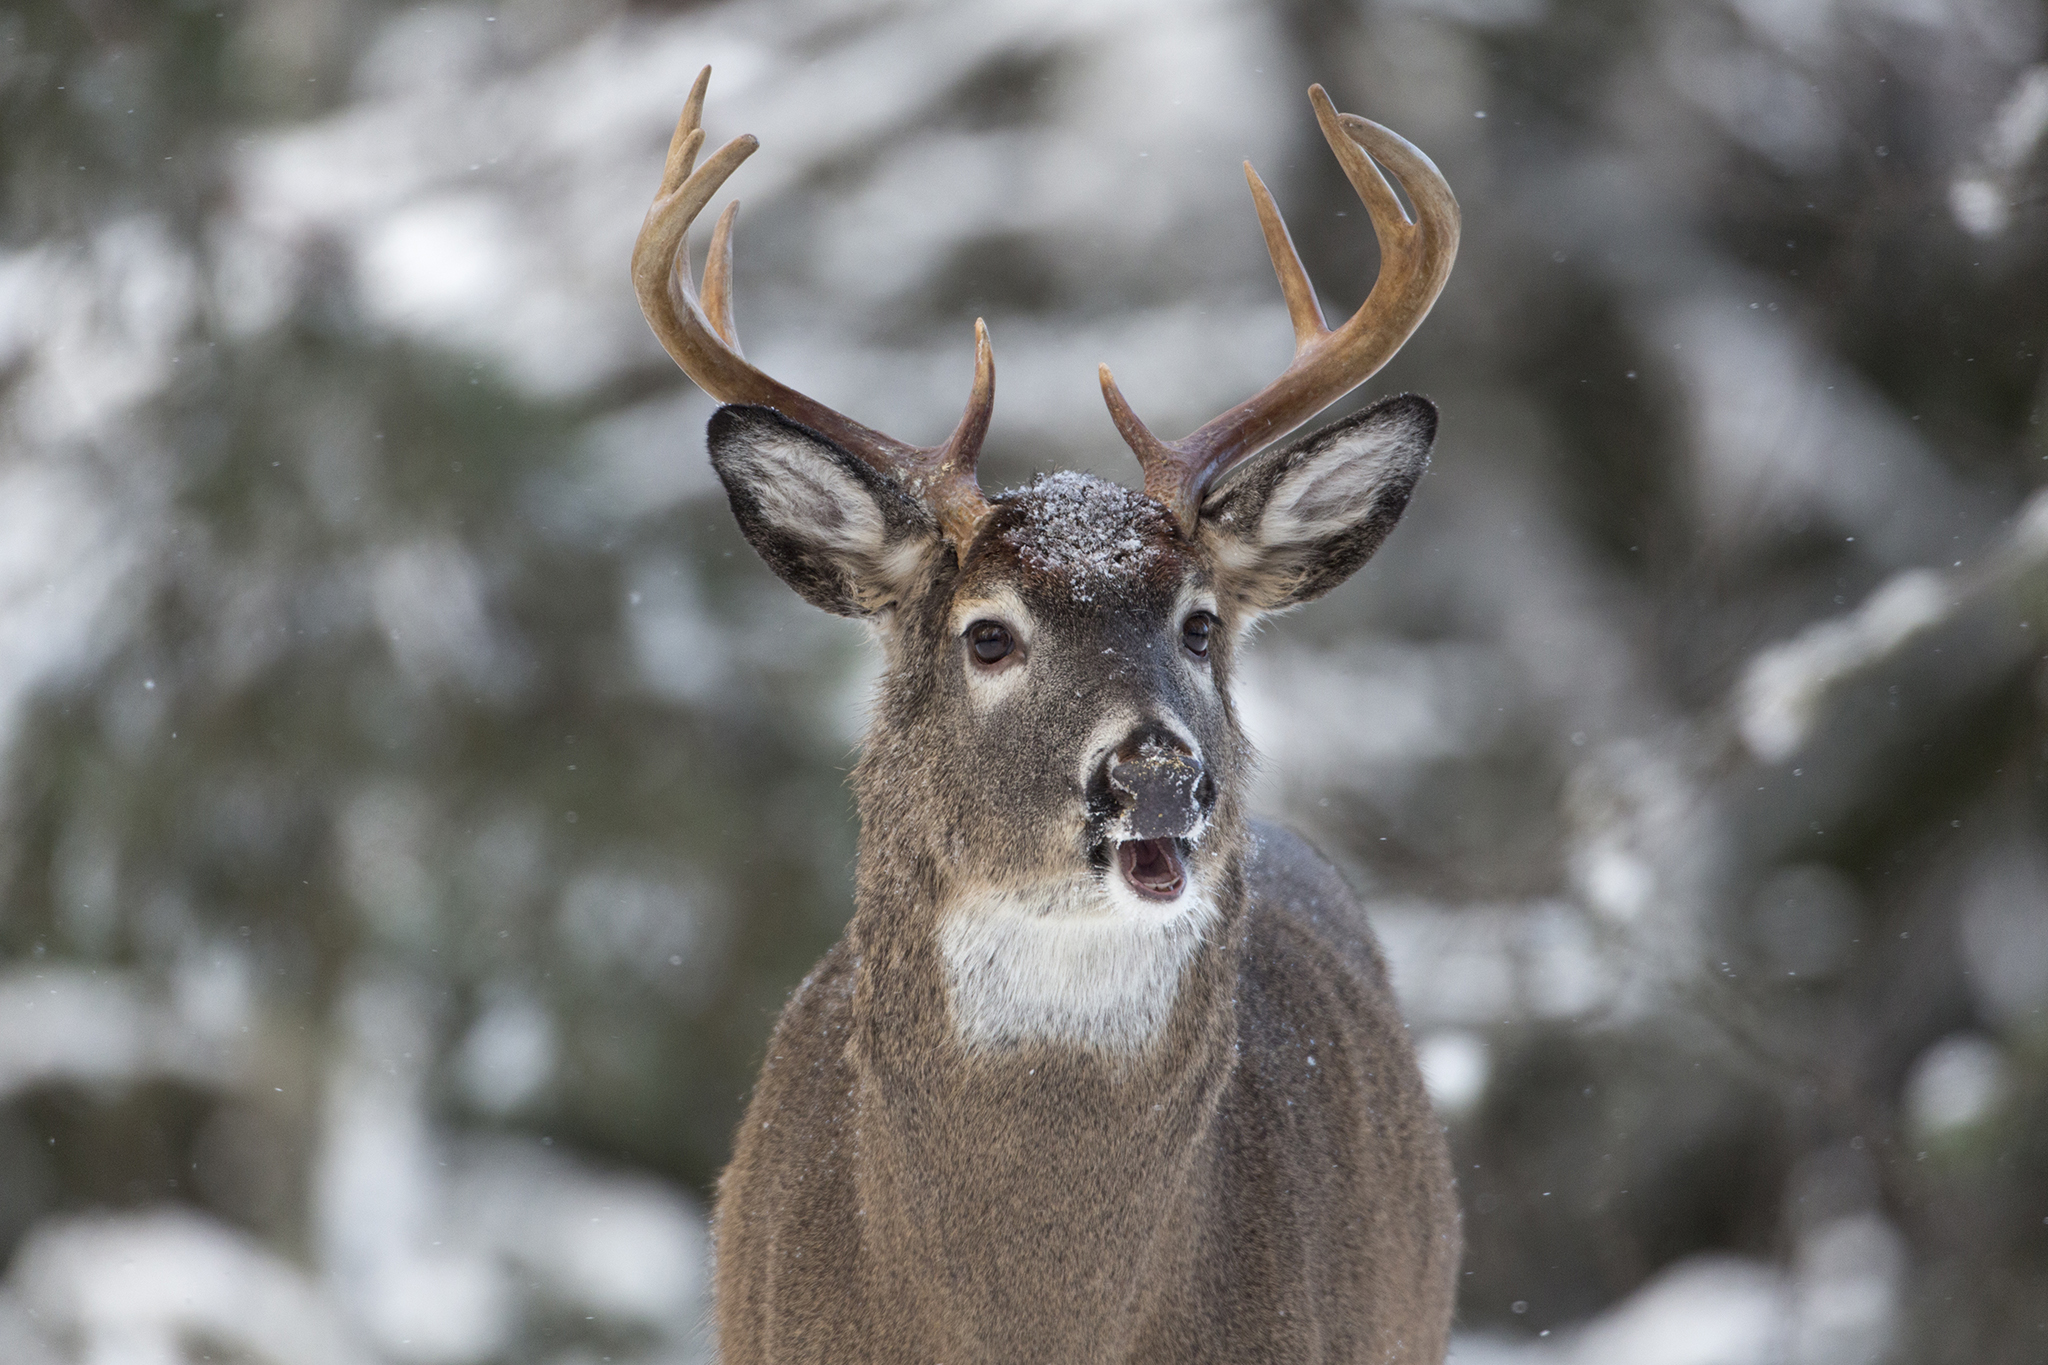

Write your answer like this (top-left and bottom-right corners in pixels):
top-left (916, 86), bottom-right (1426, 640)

top-left (634, 69), bottom-right (1461, 1363)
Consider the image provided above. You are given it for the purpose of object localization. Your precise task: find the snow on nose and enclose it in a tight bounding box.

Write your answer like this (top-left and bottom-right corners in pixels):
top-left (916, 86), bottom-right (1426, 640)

top-left (1108, 749), bottom-right (1207, 840)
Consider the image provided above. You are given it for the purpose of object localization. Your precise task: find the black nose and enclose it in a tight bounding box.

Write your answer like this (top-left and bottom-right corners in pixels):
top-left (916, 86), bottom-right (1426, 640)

top-left (1106, 726), bottom-right (1212, 840)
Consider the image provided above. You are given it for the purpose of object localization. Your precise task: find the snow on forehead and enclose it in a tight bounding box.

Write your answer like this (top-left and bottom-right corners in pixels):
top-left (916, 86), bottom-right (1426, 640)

top-left (999, 470), bottom-right (1175, 584)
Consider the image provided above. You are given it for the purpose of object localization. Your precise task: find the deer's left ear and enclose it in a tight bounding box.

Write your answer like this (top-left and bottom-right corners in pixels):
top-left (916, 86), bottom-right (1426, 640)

top-left (1197, 393), bottom-right (1434, 616)
top-left (708, 405), bottom-right (943, 618)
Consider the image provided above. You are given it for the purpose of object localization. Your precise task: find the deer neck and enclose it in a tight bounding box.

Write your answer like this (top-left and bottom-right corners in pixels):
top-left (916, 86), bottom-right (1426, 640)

top-left (843, 798), bottom-right (1251, 1068)
top-left (837, 815), bottom-right (1250, 1352)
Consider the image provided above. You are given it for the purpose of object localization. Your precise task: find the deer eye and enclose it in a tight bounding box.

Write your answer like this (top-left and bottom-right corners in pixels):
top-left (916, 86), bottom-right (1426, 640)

top-left (1181, 612), bottom-right (1216, 658)
top-left (968, 621), bottom-right (1015, 665)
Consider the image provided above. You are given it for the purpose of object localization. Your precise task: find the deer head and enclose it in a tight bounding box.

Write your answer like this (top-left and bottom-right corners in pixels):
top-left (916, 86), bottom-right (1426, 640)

top-left (634, 69), bottom-right (1457, 1046)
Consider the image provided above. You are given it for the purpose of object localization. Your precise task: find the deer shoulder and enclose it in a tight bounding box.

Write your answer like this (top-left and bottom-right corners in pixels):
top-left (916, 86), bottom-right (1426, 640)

top-left (1217, 822), bottom-right (1461, 1351)
top-left (714, 823), bottom-right (1457, 1362)
top-left (636, 68), bottom-right (1463, 1365)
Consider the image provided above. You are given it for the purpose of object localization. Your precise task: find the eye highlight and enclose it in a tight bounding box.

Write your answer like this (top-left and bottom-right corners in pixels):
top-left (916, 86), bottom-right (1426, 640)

top-left (968, 620), bottom-right (1016, 666)
top-left (1181, 612), bottom-right (1217, 658)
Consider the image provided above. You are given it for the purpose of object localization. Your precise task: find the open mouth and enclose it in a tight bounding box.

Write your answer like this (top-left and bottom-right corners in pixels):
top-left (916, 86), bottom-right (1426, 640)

top-left (1116, 837), bottom-right (1187, 901)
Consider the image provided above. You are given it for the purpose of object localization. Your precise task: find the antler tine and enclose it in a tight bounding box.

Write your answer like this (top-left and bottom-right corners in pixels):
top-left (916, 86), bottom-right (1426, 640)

top-left (912, 319), bottom-right (997, 554)
top-left (633, 67), bottom-right (996, 564)
top-left (703, 201), bottom-right (741, 351)
top-left (1244, 161), bottom-right (1327, 350)
top-left (1315, 94), bottom-right (1408, 238)
top-left (1098, 363), bottom-right (1180, 514)
top-left (662, 66), bottom-right (711, 193)
top-left (1101, 85), bottom-right (1460, 537)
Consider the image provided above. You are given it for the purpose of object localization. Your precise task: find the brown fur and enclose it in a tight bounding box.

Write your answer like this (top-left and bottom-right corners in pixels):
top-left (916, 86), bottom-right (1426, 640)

top-left (705, 397), bottom-right (1459, 1362)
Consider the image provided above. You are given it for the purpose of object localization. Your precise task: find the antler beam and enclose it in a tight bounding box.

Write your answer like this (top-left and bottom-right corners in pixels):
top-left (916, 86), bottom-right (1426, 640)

top-left (1099, 85), bottom-right (1460, 536)
top-left (632, 68), bottom-right (996, 562)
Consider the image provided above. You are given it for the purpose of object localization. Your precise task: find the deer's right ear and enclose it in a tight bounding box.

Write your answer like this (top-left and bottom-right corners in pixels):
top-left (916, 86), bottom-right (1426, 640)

top-left (707, 406), bottom-right (943, 618)
top-left (1196, 394), bottom-right (1435, 617)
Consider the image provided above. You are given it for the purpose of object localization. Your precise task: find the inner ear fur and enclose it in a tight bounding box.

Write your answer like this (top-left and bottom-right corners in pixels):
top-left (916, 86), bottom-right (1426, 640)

top-left (707, 405), bottom-right (943, 618)
top-left (1196, 393), bottom-right (1436, 616)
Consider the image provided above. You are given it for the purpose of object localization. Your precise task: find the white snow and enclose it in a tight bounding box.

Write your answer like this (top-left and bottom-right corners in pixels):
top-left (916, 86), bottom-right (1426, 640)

top-left (1002, 470), bottom-right (1171, 584)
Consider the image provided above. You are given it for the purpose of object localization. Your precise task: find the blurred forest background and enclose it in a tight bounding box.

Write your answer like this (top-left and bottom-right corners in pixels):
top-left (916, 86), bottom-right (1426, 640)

top-left (1, 0), bottom-right (2045, 1361)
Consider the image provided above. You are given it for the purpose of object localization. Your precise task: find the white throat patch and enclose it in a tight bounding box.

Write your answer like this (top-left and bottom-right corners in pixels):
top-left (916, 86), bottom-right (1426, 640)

top-left (938, 875), bottom-right (1218, 1053)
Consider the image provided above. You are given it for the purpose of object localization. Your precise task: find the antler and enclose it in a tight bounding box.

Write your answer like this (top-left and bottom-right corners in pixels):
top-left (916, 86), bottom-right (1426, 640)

top-left (1098, 86), bottom-right (1460, 536)
top-left (633, 67), bottom-right (996, 562)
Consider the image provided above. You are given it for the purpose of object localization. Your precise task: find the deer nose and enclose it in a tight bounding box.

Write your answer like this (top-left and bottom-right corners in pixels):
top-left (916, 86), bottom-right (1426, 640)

top-left (1105, 726), bottom-right (1214, 840)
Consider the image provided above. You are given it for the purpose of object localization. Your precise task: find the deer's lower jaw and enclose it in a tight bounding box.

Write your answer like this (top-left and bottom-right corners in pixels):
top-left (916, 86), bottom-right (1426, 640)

top-left (1117, 837), bottom-right (1187, 901)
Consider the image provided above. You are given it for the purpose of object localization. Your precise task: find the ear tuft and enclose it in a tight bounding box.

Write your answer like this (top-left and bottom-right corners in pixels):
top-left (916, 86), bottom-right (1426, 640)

top-left (708, 405), bottom-right (940, 617)
top-left (1198, 393), bottom-right (1435, 615)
